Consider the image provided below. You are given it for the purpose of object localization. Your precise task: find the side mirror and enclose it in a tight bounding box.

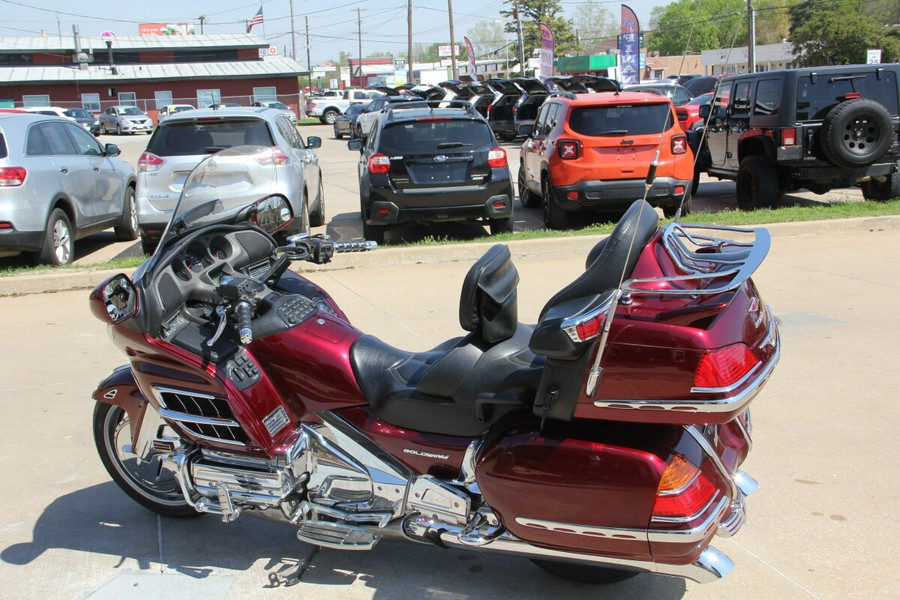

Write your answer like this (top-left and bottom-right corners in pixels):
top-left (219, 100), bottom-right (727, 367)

top-left (307, 135), bottom-right (322, 149)
top-left (105, 143), bottom-right (121, 157)
top-left (519, 123), bottom-right (534, 137)
top-left (90, 274), bottom-right (138, 324)
top-left (698, 105), bottom-right (710, 119)
top-left (251, 195), bottom-right (293, 233)
top-left (348, 139), bottom-right (364, 152)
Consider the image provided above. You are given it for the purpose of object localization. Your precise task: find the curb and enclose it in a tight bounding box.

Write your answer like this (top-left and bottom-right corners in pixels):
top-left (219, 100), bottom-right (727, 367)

top-left (1, 215), bottom-right (896, 297)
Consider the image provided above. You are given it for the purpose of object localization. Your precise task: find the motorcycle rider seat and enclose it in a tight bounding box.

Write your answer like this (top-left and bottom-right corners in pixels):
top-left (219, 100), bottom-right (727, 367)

top-left (350, 245), bottom-right (544, 437)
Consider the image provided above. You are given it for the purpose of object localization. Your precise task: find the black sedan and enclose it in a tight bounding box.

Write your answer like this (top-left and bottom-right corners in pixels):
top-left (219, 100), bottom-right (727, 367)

top-left (333, 104), bottom-right (366, 139)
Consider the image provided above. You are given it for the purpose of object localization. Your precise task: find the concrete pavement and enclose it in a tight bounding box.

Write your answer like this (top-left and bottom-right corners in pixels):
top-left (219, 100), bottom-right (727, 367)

top-left (0, 218), bottom-right (899, 599)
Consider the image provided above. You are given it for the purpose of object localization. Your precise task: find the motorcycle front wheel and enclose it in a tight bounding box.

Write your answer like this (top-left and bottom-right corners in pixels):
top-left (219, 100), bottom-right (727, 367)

top-left (531, 559), bottom-right (639, 584)
top-left (93, 403), bottom-right (199, 518)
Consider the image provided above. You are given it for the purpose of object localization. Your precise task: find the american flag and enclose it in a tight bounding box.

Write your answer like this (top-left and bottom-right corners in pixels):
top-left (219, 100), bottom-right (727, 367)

top-left (247, 7), bottom-right (264, 33)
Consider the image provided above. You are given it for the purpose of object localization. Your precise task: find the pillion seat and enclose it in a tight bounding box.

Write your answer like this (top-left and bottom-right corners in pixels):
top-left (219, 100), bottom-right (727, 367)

top-left (350, 245), bottom-right (544, 437)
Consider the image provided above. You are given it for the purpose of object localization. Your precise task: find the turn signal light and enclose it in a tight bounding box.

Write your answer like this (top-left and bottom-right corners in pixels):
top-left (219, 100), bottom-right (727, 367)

top-left (563, 307), bottom-right (609, 342)
top-left (693, 343), bottom-right (759, 389)
top-left (368, 153), bottom-right (391, 174)
top-left (137, 152), bottom-right (164, 173)
top-left (488, 147), bottom-right (507, 168)
top-left (653, 456), bottom-right (718, 518)
top-left (0, 166), bottom-right (26, 186)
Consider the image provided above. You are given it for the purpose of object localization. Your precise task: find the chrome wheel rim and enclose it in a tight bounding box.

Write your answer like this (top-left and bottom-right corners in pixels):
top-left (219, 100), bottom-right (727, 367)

top-left (52, 218), bottom-right (72, 264)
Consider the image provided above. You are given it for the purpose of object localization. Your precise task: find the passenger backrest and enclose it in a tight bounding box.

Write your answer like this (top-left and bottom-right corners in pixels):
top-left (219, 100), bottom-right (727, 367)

top-left (459, 244), bottom-right (519, 344)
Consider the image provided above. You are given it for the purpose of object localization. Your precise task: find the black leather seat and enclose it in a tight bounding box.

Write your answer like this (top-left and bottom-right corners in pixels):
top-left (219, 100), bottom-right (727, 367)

top-left (350, 245), bottom-right (543, 437)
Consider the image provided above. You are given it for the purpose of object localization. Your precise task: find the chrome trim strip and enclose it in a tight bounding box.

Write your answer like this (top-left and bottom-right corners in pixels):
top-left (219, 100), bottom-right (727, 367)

top-left (734, 410), bottom-right (753, 450)
top-left (158, 408), bottom-right (240, 427)
top-left (690, 361), bottom-right (763, 395)
top-left (151, 386), bottom-right (217, 409)
top-left (734, 471), bottom-right (758, 497)
top-left (560, 294), bottom-right (615, 343)
top-left (514, 517), bottom-right (646, 541)
top-left (685, 426), bottom-right (737, 499)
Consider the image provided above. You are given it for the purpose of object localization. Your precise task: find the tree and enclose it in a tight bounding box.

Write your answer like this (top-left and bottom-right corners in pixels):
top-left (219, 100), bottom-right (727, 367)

top-left (572, 1), bottom-right (617, 54)
top-left (499, 0), bottom-right (577, 62)
top-left (647, 0), bottom-right (745, 56)
top-left (790, 0), bottom-right (900, 65)
top-left (466, 20), bottom-right (507, 60)
top-left (754, 0), bottom-right (792, 45)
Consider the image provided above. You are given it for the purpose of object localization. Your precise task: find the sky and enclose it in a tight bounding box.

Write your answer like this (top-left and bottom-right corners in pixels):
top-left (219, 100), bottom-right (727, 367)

top-left (0, 0), bottom-right (664, 66)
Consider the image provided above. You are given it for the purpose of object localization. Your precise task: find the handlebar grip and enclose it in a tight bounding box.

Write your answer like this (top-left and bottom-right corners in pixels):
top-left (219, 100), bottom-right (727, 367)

top-left (235, 301), bottom-right (253, 345)
top-left (333, 240), bottom-right (378, 252)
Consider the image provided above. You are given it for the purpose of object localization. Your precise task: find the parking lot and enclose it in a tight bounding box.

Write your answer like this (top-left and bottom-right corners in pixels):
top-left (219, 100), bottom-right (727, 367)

top-left (0, 122), bottom-right (867, 268)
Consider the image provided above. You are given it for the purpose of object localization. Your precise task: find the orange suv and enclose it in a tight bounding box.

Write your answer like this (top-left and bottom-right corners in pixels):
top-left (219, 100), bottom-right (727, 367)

top-left (518, 91), bottom-right (695, 228)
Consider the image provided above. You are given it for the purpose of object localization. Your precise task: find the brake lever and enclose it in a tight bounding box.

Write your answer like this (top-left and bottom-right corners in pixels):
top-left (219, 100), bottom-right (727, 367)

top-left (207, 304), bottom-right (229, 347)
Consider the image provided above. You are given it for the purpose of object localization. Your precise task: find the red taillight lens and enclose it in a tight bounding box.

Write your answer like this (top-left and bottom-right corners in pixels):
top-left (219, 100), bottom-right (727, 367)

top-left (558, 140), bottom-right (580, 159)
top-left (368, 153), bottom-right (391, 174)
top-left (671, 134), bottom-right (687, 154)
top-left (0, 166), bottom-right (26, 186)
top-left (137, 152), bottom-right (165, 173)
top-left (844, 92), bottom-right (861, 100)
top-left (253, 147), bottom-right (291, 167)
top-left (693, 343), bottom-right (760, 389)
top-left (781, 127), bottom-right (797, 146)
top-left (487, 147), bottom-right (507, 168)
top-left (653, 456), bottom-right (718, 518)
top-left (563, 306), bottom-right (609, 342)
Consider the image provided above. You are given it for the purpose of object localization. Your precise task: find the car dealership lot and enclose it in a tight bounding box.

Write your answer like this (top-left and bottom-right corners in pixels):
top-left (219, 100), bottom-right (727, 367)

top-left (0, 123), bottom-right (869, 268)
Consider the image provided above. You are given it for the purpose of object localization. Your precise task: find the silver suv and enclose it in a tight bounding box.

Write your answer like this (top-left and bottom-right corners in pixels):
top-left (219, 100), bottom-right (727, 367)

top-left (0, 113), bottom-right (137, 265)
top-left (136, 107), bottom-right (324, 253)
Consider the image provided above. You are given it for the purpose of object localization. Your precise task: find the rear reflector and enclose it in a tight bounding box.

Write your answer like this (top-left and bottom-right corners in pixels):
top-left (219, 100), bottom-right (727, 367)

top-left (0, 166), bottom-right (26, 186)
top-left (844, 92), bottom-right (861, 99)
top-left (488, 147), bottom-right (507, 168)
top-left (693, 343), bottom-right (759, 389)
top-left (0, 221), bottom-right (12, 230)
top-left (138, 152), bottom-right (164, 173)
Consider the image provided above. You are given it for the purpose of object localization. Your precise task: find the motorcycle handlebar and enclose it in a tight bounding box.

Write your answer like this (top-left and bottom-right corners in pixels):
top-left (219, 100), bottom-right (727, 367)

top-left (333, 240), bottom-right (378, 253)
top-left (235, 301), bottom-right (254, 345)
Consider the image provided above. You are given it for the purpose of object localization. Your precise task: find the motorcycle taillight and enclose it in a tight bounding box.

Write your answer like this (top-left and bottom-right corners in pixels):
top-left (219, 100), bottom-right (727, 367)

top-left (692, 343), bottom-right (759, 390)
top-left (652, 455), bottom-right (717, 518)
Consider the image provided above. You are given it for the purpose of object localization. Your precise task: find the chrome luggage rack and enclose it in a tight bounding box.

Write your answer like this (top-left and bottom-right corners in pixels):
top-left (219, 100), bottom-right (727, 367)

top-left (622, 223), bottom-right (771, 299)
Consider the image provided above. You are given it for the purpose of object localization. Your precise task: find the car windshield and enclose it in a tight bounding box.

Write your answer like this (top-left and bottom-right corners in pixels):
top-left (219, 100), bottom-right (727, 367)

top-left (65, 108), bottom-right (92, 118)
top-left (379, 120), bottom-right (493, 153)
top-left (121, 107), bottom-right (143, 115)
top-left (568, 104), bottom-right (674, 136)
top-left (147, 118), bottom-right (275, 156)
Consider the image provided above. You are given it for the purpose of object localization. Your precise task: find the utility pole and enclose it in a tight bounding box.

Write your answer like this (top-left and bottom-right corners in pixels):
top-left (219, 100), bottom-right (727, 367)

top-left (356, 8), bottom-right (363, 87)
top-left (407, 0), bottom-right (414, 84)
top-left (746, 0), bottom-right (756, 73)
top-left (198, 15), bottom-right (206, 34)
top-left (513, 0), bottom-right (526, 77)
top-left (306, 16), bottom-right (312, 93)
top-left (289, 0), bottom-right (297, 59)
top-left (448, 0), bottom-right (457, 79)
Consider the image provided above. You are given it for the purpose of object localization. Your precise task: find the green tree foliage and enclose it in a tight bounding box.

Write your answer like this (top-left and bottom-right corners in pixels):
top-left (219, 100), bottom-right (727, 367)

top-left (648, 0), bottom-right (746, 56)
top-left (790, 0), bottom-right (900, 64)
top-left (466, 20), bottom-right (508, 60)
top-left (572, 1), bottom-right (617, 54)
top-left (754, 0), bottom-right (792, 45)
top-left (499, 0), bottom-right (577, 59)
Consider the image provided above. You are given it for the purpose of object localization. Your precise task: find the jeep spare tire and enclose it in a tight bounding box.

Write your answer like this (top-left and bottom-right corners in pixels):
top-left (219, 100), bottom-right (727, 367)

top-left (820, 99), bottom-right (893, 169)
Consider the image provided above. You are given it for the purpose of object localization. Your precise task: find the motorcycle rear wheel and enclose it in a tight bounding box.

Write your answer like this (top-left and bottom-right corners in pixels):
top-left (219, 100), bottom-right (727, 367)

top-left (93, 403), bottom-right (199, 518)
top-left (530, 559), bottom-right (639, 584)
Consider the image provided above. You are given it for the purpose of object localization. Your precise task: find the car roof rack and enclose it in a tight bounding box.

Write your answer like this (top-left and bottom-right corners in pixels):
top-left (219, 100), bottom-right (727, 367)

top-left (384, 99), bottom-right (480, 121)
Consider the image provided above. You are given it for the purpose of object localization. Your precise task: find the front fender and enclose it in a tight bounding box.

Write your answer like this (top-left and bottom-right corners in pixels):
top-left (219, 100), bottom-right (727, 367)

top-left (93, 365), bottom-right (148, 441)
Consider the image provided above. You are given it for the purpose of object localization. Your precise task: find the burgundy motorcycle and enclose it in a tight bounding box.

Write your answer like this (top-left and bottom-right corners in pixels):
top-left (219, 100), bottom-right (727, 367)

top-left (90, 146), bottom-right (779, 585)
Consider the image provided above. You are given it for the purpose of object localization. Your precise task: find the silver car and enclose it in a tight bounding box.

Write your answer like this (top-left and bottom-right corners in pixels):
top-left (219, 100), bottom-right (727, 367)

top-left (100, 106), bottom-right (153, 135)
top-left (135, 107), bottom-right (324, 253)
top-left (0, 113), bottom-right (137, 265)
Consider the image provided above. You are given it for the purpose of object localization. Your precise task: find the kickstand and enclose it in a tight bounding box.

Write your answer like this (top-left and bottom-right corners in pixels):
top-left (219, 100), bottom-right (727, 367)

top-left (267, 546), bottom-right (320, 587)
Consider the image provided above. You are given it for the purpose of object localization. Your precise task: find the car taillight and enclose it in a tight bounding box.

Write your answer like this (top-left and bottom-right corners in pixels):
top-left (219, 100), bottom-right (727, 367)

top-left (137, 152), bottom-right (165, 173)
top-left (558, 140), bottom-right (580, 160)
top-left (488, 147), bottom-right (507, 168)
top-left (368, 153), bottom-right (391, 174)
top-left (781, 127), bottom-right (797, 146)
top-left (671, 134), bottom-right (688, 154)
top-left (0, 166), bottom-right (26, 186)
top-left (254, 147), bottom-right (291, 167)
top-left (676, 109), bottom-right (687, 121)
top-left (653, 455), bottom-right (718, 518)
top-left (693, 343), bottom-right (760, 390)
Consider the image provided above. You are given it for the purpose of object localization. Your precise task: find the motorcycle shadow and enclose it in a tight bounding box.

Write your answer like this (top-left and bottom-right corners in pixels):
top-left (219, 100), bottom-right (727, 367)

top-left (1, 484), bottom-right (688, 599)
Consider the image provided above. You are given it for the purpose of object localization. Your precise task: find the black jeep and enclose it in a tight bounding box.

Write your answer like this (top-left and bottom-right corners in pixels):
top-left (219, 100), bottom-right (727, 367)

top-left (696, 64), bottom-right (900, 209)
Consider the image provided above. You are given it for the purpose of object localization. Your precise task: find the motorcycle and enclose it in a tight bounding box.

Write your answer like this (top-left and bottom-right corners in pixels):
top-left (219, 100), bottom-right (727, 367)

top-left (89, 145), bottom-right (779, 585)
